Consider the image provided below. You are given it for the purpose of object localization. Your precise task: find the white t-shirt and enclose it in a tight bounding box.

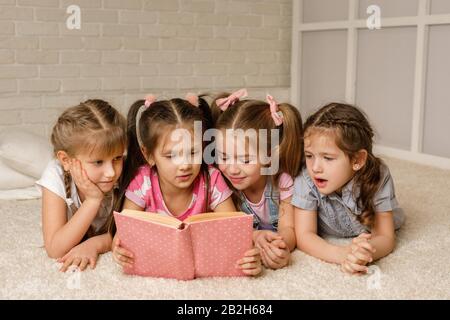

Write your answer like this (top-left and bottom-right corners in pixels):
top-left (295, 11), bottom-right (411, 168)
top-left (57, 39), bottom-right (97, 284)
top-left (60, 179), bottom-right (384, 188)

top-left (36, 159), bottom-right (113, 234)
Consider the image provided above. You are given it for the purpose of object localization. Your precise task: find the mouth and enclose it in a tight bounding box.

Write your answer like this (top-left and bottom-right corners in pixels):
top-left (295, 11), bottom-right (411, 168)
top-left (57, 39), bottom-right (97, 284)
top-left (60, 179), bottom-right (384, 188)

top-left (314, 177), bottom-right (328, 189)
top-left (176, 174), bottom-right (192, 181)
top-left (98, 181), bottom-right (114, 184)
top-left (228, 176), bottom-right (246, 184)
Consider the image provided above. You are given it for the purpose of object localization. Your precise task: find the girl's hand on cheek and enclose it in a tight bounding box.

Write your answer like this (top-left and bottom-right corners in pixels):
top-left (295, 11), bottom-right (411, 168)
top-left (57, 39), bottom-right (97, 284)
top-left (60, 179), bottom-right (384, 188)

top-left (70, 159), bottom-right (104, 202)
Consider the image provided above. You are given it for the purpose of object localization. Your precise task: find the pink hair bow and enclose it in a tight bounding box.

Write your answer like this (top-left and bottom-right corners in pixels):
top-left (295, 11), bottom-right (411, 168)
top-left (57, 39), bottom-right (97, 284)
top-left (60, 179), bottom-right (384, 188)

top-left (185, 93), bottom-right (199, 107)
top-left (266, 94), bottom-right (283, 126)
top-left (144, 94), bottom-right (157, 108)
top-left (216, 88), bottom-right (248, 111)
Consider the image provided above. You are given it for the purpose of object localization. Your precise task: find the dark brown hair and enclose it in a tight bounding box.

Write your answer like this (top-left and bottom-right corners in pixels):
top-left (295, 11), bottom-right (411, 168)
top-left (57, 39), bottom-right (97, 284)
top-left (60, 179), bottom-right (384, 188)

top-left (108, 96), bottom-right (213, 235)
top-left (304, 103), bottom-right (383, 227)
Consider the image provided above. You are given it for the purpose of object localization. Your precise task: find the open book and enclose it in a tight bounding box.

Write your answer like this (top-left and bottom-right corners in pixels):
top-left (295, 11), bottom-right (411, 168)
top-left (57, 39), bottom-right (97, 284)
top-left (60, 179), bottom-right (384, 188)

top-left (113, 210), bottom-right (254, 280)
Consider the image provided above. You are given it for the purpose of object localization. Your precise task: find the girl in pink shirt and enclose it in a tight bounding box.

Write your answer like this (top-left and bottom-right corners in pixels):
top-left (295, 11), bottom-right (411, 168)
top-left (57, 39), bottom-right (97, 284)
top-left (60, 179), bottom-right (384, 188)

top-left (112, 94), bottom-right (261, 276)
top-left (211, 89), bottom-right (304, 270)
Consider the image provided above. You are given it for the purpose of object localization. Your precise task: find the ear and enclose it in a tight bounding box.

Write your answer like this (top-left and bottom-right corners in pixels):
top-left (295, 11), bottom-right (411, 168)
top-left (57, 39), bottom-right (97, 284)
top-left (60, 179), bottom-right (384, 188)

top-left (352, 149), bottom-right (368, 171)
top-left (56, 151), bottom-right (72, 171)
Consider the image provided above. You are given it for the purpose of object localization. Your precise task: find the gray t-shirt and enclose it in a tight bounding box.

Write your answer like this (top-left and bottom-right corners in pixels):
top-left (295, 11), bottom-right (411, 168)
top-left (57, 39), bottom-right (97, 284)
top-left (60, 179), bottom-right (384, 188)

top-left (291, 164), bottom-right (405, 237)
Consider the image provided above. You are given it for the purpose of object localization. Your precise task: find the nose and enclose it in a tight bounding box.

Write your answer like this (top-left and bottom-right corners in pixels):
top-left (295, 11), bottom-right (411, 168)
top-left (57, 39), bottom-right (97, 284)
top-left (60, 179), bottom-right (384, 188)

top-left (227, 163), bottom-right (240, 175)
top-left (311, 158), bottom-right (323, 173)
top-left (104, 162), bottom-right (115, 179)
top-left (179, 156), bottom-right (193, 171)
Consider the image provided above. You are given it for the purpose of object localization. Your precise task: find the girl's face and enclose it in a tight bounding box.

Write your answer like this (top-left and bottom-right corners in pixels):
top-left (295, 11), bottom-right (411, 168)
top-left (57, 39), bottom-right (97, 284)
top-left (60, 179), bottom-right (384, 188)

top-left (304, 131), bottom-right (356, 196)
top-left (75, 148), bottom-right (125, 193)
top-left (150, 128), bottom-right (202, 191)
top-left (216, 131), bottom-right (265, 192)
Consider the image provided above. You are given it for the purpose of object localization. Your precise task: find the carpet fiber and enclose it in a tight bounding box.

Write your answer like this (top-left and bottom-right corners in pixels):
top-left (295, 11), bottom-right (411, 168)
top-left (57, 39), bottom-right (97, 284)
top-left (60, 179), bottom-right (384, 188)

top-left (1, 157), bottom-right (449, 300)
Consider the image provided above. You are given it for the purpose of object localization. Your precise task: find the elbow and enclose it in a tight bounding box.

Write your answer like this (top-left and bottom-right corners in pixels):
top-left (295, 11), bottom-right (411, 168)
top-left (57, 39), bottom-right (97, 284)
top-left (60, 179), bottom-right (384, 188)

top-left (45, 247), bottom-right (61, 259)
top-left (386, 236), bottom-right (396, 254)
top-left (44, 241), bottom-right (65, 259)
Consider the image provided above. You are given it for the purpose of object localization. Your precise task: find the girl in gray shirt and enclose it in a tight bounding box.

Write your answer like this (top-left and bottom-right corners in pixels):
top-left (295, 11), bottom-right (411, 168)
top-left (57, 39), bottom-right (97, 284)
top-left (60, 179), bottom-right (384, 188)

top-left (292, 103), bottom-right (404, 275)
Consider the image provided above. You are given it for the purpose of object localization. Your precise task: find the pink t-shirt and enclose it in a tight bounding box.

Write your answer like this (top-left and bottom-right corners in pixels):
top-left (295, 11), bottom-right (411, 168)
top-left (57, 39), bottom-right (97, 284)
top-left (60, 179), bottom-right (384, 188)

top-left (125, 165), bottom-right (233, 221)
top-left (241, 173), bottom-right (294, 226)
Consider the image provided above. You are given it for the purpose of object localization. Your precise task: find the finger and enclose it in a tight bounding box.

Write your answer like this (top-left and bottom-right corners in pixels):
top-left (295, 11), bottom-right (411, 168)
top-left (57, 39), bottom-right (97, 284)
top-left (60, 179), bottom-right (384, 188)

top-left (265, 243), bottom-right (286, 261)
top-left (351, 242), bottom-right (373, 256)
top-left (79, 257), bottom-right (89, 271)
top-left (241, 266), bottom-right (262, 276)
top-left (352, 233), bottom-right (371, 244)
top-left (264, 232), bottom-right (282, 242)
top-left (120, 254), bottom-right (134, 264)
top-left (244, 248), bottom-right (260, 257)
top-left (61, 257), bottom-right (79, 272)
top-left (346, 253), bottom-right (365, 265)
top-left (115, 246), bottom-right (134, 259)
top-left (260, 248), bottom-right (277, 269)
top-left (60, 257), bottom-right (73, 272)
top-left (260, 248), bottom-right (270, 267)
top-left (237, 255), bottom-right (259, 266)
top-left (239, 261), bottom-right (260, 270)
top-left (69, 160), bottom-right (83, 186)
top-left (346, 261), bottom-right (369, 273)
top-left (89, 257), bottom-right (97, 269)
top-left (355, 241), bottom-right (376, 253)
top-left (342, 261), bottom-right (357, 275)
top-left (352, 250), bottom-right (373, 263)
top-left (273, 239), bottom-right (287, 249)
top-left (113, 253), bottom-right (130, 268)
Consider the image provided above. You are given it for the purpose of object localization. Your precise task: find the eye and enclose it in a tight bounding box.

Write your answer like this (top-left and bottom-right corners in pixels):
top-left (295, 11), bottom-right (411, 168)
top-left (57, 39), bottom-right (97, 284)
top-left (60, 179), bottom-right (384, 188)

top-left (305, 154), bottom-right (313, 159)
top-left (113, 156), bottom-right (123, 161)
top-left (324, 157), bottom-right (334, 161)
top-left (93, 160), bottom-right (103, 166)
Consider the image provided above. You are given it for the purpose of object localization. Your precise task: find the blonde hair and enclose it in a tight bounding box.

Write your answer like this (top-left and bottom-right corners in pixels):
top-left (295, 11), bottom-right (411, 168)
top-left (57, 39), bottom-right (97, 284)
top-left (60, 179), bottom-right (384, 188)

top-left (51, 99), bottom-right (127, 237)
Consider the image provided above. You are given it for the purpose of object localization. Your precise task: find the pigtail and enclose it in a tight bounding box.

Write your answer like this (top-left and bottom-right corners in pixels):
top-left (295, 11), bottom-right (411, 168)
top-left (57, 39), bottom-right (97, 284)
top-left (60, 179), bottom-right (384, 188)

top-left (354, 153), bottom-right (383, 227)
top-left (63, 170), bottom-right (72, 200)
top-left (276, 103), bottom-right (304, 181)
top-left (108, 100), bottom-right (147, 236)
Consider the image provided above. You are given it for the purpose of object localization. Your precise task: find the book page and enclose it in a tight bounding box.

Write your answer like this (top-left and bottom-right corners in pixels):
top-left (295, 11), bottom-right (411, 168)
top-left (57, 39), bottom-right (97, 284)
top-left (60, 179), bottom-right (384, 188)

top-left (118, 209), bottom-right (183, 228)
top-left (184, 211), bottom-right (245, 224)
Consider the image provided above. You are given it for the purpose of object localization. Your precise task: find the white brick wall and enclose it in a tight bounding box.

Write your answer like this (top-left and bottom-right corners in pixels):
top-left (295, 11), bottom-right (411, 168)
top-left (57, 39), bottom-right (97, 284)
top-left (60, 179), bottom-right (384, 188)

top-left (0, 0), bottom-right (292, 137)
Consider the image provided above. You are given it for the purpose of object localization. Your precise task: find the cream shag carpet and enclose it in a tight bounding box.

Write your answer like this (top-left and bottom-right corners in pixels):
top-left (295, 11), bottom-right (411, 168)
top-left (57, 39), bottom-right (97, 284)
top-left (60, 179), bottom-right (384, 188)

top-left (1, 157), bottom-right (449, 300)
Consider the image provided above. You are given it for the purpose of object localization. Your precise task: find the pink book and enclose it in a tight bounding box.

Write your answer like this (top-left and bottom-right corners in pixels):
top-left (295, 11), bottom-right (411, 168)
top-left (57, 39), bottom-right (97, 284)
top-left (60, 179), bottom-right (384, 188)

top-left (113, 210), bottom-right (254, 280)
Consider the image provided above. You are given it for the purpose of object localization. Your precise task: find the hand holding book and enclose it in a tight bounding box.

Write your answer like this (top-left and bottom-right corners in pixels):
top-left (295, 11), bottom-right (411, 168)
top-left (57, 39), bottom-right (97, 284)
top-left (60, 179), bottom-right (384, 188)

top-left (112, 210), bottom-right (261, 280)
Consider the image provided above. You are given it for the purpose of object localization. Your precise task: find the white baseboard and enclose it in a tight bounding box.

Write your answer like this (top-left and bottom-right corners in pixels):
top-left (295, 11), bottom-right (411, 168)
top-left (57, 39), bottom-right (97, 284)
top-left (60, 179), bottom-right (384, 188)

top-left (374, 145), bottom-right (450, 170)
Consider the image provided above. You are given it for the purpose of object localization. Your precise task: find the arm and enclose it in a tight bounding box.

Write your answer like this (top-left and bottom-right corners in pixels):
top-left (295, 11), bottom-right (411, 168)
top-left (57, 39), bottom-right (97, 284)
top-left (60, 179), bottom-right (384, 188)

top-left (42, 187), bottom-right (102, 258)
top-left (277, 197), bottom-right (296, 251)
top-left (368, 211), bottom-right (396, 261)
top-left (212, 196), bottom-right (236, 212)
top-left (294, 207), bottom-right (348, 264)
